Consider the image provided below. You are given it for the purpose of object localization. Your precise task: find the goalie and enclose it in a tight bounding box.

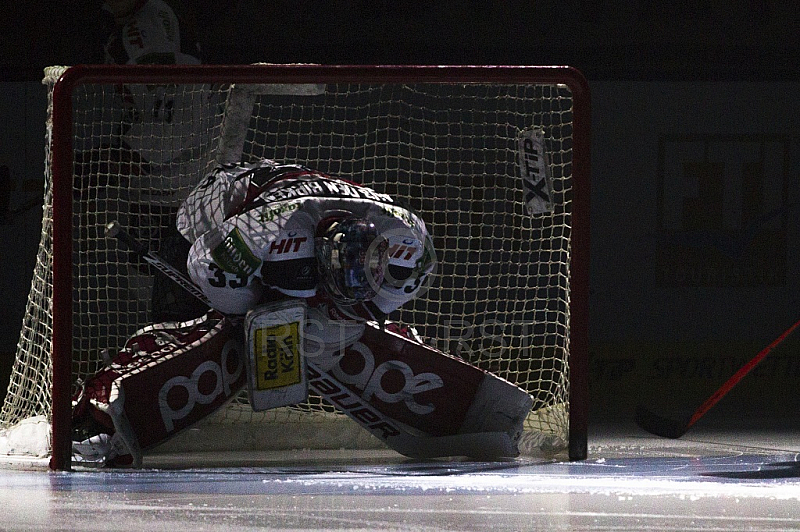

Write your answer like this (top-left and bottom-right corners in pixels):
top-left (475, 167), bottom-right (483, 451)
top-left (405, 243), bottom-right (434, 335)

top-left (177, 158), bottom-right (434, 322)
top-left (72, 159), bottom-right (534, 466)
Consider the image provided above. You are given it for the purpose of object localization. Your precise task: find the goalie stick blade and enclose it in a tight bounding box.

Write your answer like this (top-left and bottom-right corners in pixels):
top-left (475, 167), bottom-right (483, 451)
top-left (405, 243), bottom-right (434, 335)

top-left (392, 431), bottom-right (517, 461)
top-left (634, 405), bottom-right (692, 439)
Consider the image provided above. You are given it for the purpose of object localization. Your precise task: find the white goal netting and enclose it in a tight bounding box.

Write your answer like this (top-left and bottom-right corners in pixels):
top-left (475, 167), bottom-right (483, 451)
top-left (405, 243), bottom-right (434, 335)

top-left (1, 65), bottom-right (588, 467)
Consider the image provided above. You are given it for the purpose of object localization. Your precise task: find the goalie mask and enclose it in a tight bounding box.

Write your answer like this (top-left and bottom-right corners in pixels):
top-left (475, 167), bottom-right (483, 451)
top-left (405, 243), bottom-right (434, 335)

top-left (315, 217), bottom-right (389, 304)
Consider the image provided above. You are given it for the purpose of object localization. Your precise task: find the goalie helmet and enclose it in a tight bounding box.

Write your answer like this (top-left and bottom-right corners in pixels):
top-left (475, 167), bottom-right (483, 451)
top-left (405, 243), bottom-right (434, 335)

top-left (315, 217), bottom-right (389, 304)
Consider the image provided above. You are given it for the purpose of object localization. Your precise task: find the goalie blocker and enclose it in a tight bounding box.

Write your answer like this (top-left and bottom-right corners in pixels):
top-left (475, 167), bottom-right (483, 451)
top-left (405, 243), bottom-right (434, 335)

top-left (72, 302), bottom-right (534, 466)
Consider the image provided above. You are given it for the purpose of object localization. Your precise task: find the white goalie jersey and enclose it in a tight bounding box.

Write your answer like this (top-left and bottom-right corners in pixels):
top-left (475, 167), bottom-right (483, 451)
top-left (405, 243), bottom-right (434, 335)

top-left (177, 159), bottom-right (435, 317)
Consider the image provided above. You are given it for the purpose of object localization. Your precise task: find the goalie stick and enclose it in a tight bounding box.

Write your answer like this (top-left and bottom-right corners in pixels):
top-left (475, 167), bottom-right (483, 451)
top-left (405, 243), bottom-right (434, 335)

top-left (106, 221), bottom-right (526, 459)
top-left (106, 221), bottom-right (209, 305)
top-left (635, 316), bottom-right (800, 439)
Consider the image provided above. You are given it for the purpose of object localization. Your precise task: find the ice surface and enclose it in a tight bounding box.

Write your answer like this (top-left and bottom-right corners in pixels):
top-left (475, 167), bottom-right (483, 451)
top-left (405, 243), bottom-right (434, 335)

top-left (0, 421), bottom-right (798, 531)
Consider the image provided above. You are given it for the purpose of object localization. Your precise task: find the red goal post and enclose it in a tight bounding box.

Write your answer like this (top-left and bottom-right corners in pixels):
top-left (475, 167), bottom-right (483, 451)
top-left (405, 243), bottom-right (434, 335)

top-left (5, 64), bottom-right (589, 470)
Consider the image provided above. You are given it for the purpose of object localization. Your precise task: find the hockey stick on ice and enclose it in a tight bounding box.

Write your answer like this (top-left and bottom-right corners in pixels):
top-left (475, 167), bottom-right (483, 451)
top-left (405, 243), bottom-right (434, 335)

top-left (106, 221), bottom-right (519, 459)
top-left (635, 317), bottom-right (800, 438)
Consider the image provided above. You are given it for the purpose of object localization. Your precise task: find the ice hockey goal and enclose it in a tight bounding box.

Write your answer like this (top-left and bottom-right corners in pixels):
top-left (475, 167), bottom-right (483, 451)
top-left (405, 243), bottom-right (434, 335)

top-left (1, 64), bottom-right (589, 470)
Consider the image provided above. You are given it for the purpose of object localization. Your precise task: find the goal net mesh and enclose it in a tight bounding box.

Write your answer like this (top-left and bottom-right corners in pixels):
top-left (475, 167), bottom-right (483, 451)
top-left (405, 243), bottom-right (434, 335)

top-left (1, 65), bottom-right (585, 463)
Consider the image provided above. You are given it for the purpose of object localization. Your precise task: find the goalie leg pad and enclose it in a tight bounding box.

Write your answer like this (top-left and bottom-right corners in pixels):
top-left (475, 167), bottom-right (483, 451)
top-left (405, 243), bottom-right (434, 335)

top-left (319, 323), bottom-right (534, 458)
top-left (458, 373), bottom-right (534, 446)
top-left (71, 312), bottom-right (245, 466)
